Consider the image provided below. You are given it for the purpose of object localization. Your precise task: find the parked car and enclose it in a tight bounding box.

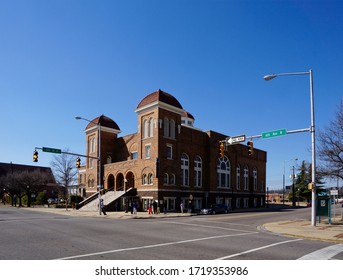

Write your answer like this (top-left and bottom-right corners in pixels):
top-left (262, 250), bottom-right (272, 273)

top-left (200, 204), bottom-right (228, 215)
top-left (47, 198), bottom-right (57, 204)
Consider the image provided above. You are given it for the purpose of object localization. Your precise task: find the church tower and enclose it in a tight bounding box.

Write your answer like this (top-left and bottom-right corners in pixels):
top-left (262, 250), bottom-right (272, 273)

top-left (83, 115), bottom-right (121, 196)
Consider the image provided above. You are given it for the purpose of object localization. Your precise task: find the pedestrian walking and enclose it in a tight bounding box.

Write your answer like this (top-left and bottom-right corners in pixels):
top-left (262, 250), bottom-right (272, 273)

top-left (100, 198), bottom-right (107, 215)
top-left (133, 201), bottom-right (137, 215)
top-left (180, 202), bottom-right (184, 213)
top-left (148, 203), bottom-right (153, 215)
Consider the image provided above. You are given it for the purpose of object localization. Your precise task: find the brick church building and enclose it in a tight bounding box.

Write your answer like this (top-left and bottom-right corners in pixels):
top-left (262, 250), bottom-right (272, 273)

top-left (77, 89), bottom-right (267, 212)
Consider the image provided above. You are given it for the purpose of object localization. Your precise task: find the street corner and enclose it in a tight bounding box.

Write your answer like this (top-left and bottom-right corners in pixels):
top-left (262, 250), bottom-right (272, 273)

top-left (261, 219), bottom-right (343, 243)
top-left (260, 219), bottom-right (310, 236)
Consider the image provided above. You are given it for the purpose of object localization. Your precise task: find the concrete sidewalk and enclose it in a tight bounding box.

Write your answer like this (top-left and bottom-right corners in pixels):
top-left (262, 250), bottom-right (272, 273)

top-left (20, 206), bottom-right (343, 244)
top-left (24, 206), bottom-right (192, 219)
top-left (262, 217), bottom-right (343, 244)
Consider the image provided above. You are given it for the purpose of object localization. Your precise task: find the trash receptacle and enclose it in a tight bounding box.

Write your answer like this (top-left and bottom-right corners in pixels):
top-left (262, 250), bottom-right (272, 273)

top-left (316, 192), bottom-right (331, 223)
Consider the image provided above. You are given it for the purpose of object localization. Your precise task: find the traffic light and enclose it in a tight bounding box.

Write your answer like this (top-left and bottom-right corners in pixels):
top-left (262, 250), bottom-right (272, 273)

top-left (33, 150), bottom-right (38, 162)
top-left (76, 157), bottom-right (81, 168)
top-left (219, 143), bottom-right (225, 158)
top-left (247, 141), bottom-right (254, 156)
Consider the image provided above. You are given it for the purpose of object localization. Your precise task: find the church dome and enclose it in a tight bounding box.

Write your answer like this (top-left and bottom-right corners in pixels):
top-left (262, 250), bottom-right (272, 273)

top-left (182, 111), bottom-right (195, 120)
top-left (181, 110), bottom-right (195, 127)
top-left (136, 89), bottom-right (183, 110)
top-left (85, 115), bottom-right (120, 131)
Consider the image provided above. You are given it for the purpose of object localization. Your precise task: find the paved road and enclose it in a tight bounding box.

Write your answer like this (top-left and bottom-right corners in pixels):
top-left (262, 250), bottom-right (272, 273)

top-left (1, 206), bottom-right (342, 260)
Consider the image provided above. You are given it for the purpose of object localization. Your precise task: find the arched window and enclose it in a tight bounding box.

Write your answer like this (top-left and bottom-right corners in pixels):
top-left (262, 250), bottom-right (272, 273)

top-left (148, 173), bottom-right (153, 185)
top-left (89, 138), bottom-right (96, 153)
top-left (170, 173), bottom-right (175, 185)
top-left (163, 173), bottom-right (175, 185)
top-left (170, 119), bottom-right (175, 139)
top-left (143, 118), bottom-right (154, 138)
top-left (164, 118), bottom-right (169, 137)
top-left (194, 155), bottom-right (202, 187)
top-left (163, 173), bottom-right (169, 185)
top-left (244, 166), bottom-right (249, 190)
top-left (217, 157), bottom-right (230, 188)
top-left (181, 153), bottom-right (189, 186)
top-left (142, 174), bottom-right (147, 185)
top-left (149, 118), bottom-right (154, 137)
top-left (236, 165), bottom-right (241, 190)
top-left (143, 120), bottom-right (149, 139)
top-left (253, 168), bottom-right (258, 190)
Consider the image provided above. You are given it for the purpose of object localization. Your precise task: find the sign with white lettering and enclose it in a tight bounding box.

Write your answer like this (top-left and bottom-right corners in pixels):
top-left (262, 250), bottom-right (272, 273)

top-left (226, 135), bottom-right (246, 145)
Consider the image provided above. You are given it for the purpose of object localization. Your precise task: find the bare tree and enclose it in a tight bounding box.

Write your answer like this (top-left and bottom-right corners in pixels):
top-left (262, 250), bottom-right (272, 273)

top-left (50, 149), bottom-right (78, 210)
top-left (0, 173), bottom-right (19, 206)
top-left (0, 170), bottom-right (54, 207)
top-left (317, 99), bottom-right (343, 180)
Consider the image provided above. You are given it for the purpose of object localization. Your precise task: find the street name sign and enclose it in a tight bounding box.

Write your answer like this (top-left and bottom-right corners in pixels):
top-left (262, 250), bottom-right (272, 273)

top-left (42, 147), bottom-right (62, 154)
top-left (226, 135), bottom-right (246, 145)
top-left (262, 129), bottom-right (286, 139)
top-left (330, 189), bottom-right (338, 196)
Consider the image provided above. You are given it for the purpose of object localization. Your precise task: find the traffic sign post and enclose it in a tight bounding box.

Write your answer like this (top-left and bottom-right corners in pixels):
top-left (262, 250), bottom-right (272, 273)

top-left (35, 146), bottom-right (99, 160)
top-left (262, 129), bottom-right (286, 139)
top-left (226, 135), bottom-right (246, 145)
top-left (42, 147), bottom-right (62, 154)
top-left (330, 189), bottom-right (338, 196)
top-left (331, 189), bottom-right (339, 221)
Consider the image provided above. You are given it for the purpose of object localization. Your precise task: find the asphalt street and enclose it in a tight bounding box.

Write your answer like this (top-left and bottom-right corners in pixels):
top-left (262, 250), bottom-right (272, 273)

top-left (1, 205), bottom-right (343, 260)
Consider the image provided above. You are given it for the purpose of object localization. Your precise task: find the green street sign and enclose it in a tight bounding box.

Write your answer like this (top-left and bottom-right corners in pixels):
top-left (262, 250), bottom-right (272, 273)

top-left (42, 147), bottom-right (62, 154)
top-left (262, 129), bottom-right (287, 139)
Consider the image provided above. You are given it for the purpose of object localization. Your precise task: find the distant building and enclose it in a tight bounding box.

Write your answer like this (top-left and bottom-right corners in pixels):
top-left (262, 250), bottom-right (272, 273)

top-left (77, 89), bottom-right (267, 212)
top-left (266, 193), bottom-right (290, 203)
top-left (0, 162), bottom-right (58, 201)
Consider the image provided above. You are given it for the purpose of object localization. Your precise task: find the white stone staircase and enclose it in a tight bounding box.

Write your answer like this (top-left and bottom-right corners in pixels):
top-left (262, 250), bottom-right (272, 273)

top-left (78, 188), bottom-right (132, 211)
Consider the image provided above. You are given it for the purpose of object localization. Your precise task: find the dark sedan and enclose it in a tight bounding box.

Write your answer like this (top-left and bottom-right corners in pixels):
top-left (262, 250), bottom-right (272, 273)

top-left (200, 204), bottom-right (229, 215)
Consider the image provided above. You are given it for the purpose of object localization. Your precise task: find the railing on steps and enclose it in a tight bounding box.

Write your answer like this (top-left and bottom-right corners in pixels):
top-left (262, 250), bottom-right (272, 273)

top-left (77, 187), bottom-right (133, 211)
top-left (76, 192), bottom-right (98, 209)
top-left (76, 187), bottom-right (114, 209)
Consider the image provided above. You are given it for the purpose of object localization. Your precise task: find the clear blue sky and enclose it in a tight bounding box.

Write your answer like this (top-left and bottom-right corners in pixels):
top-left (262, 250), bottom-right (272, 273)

top-left (1, 0), bottom-right (342, 190)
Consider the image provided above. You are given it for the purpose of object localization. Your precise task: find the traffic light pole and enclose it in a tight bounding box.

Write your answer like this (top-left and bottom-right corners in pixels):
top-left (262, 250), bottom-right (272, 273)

top-left (34, 147), bottom-right (102, 214)
top-left (245, 127), bottom-right (310, 140)
top-left (222, 126), bottom-right (312, 211)
top-left (222, 127), bottom-right (311, 146)
top-left (34, 147), bottom-right (99, 160)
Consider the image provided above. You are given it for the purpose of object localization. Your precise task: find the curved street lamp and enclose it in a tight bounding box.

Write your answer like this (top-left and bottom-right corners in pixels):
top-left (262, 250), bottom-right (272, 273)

top-left (264, 70), bottom-right (317, 226)
top-left (75, 116), bottom-right (102, 215)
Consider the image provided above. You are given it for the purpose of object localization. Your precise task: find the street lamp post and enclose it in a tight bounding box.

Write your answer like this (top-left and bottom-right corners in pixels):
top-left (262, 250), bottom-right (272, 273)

top-left (291, 163), bottom-right (296, 207)
top-left (264, 70), bottom-right (317, 226)
top-left (75, 116), bottom-right (102, 215)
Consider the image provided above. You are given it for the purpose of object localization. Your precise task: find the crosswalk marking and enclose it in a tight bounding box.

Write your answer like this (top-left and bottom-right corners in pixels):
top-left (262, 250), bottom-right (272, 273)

top-left (298, 244), bottom-right (343, 260)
